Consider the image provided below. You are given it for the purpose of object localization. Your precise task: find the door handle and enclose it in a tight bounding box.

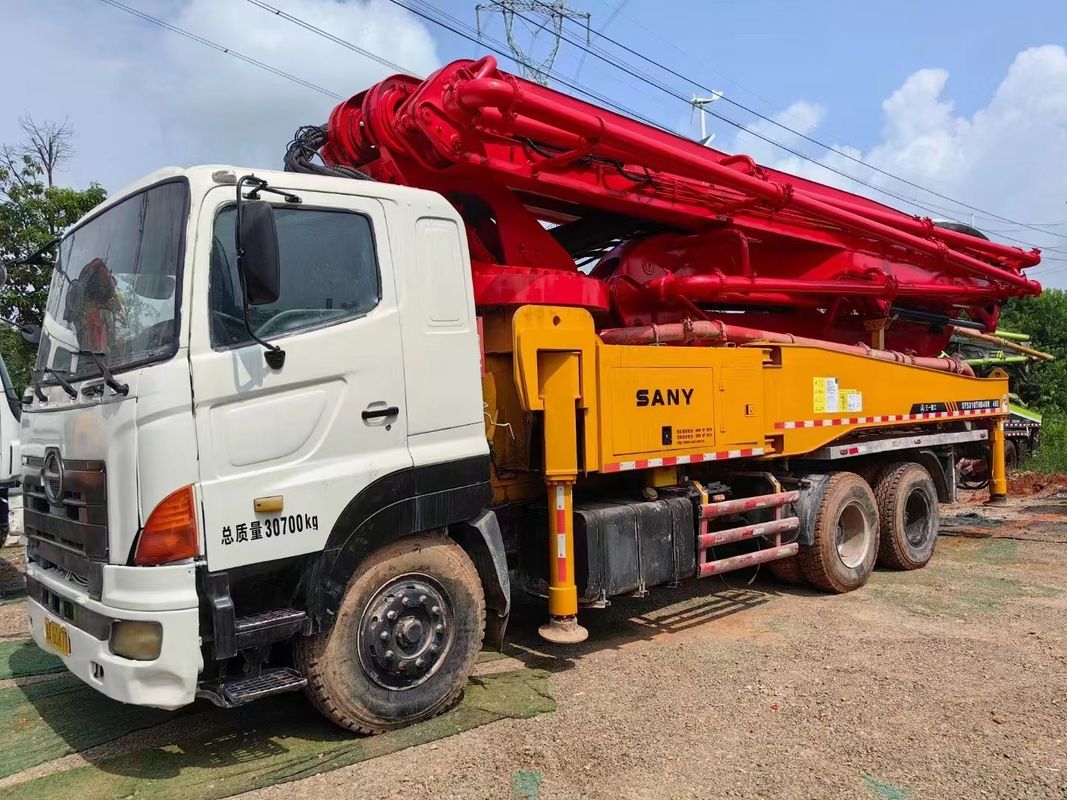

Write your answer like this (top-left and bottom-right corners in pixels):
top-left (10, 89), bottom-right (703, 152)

top-left (362, 406), bottom-right (399, 420)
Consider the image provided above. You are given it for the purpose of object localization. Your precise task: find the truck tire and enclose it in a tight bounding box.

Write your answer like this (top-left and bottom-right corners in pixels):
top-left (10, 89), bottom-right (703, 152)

top-left (1015, 438), bottom-right (1030, 463)
top-left (296, 532), bottom-right (486, 734)
top-left (1004, 439), bottom-right (1019, 473)
top-left (797, 472), bottom-right (879, 593)
top-left (767, 556), bottom-right (806, 586)
top-left (874, 462), bottom-right (939, 570)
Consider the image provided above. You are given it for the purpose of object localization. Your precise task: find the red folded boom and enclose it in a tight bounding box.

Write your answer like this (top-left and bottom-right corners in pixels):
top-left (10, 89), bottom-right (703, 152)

top-left (317, 56), bottom-right (1041, 356)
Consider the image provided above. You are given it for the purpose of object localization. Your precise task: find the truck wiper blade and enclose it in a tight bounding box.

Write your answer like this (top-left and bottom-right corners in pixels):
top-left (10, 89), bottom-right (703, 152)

top-left (78, 350), bottom-right (129, 396)
top-left (40, 368), bottom-right (78, 398)
top-left (25, 372), bottom-right (46, 403)
top-left (7, 235), bottom-right (62, 268)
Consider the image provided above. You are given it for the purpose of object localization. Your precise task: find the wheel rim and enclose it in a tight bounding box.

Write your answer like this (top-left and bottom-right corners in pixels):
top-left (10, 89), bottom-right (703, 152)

top-left (358, 573), bottom-right (454, 691)
top-left (903, 487), bottom-right (933, 547)
top-left (836, 501), bottom-right (871, 569)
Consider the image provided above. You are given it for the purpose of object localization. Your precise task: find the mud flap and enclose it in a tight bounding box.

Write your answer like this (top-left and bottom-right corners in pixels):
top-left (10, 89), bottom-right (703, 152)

top-left (451, 509), bottom-right (511, 650)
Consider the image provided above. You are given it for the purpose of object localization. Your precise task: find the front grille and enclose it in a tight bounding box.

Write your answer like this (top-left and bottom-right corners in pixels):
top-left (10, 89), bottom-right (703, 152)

top-left (23, 455), bottom-right (108, 599)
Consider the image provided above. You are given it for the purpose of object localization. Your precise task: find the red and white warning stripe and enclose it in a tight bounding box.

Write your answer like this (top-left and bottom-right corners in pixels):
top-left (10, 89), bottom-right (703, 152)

top-left (774, 407), bottom-right (1001, 430)
top-left (602, 447), bottom-right (765, 473)
top-left (554, 485), bottom-right (567, 583)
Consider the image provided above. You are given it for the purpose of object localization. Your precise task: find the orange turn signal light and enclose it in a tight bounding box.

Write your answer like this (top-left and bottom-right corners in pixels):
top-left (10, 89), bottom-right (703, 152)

top-left (134, 485), bottom-right (199, 566)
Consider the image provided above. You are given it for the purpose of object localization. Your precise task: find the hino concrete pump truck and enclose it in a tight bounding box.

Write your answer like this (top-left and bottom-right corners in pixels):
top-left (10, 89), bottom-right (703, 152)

top-left (16, 57), bottom-right (1041, 733)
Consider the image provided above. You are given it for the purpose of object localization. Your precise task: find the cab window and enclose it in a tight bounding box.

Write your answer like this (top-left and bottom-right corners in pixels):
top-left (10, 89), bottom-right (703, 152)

top-left (209, 206), bottom-right (381, 348)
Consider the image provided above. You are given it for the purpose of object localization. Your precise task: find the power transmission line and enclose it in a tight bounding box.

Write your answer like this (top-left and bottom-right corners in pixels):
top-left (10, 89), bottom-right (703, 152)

top-left (492, 2), bottom-right (1049, 248)
top-left (554, 13), bottom-right (1067, 242)
top-left (98, 0), bottom-right (1060, 260)
top-left (244, 0), bottom-right (421, 76)
top-left (96, 0), bottom-right (344, 100)
top-left (378, 0), bottom-right (678, 132)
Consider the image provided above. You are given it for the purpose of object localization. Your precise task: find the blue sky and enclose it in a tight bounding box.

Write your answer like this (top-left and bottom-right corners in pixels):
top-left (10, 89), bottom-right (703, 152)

top-left (5, 0), bottom-right (1067, 283)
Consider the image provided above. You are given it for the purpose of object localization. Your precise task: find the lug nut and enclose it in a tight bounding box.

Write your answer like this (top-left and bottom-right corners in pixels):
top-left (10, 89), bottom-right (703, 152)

top-left (431, 605), bottom-right (441, 615)
top-left (434, 623), bottom-right (444, 634)
top-left (387, 610), bottom-right (397, 621)
top-left (384, 649), bottom-right (395, 660)
top-left (401, 596), bottom-right (410, 606)
top-left (398, 661), bottom-right (407, 672)
top-left (419, 594), bottom-right (428, 605)
top-left (380, 631), bottom-right (390, 641)
top-left (415, 657), bottom-right (426, 668)
top-left (429, 644), bottom-right (439, 653)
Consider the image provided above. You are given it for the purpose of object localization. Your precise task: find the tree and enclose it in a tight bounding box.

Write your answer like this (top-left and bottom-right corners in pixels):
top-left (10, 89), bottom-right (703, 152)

top-left (19, 116), bottom-right (74, 188)
top-left (0, 118), bottom-right (106, 391)
top-left (0, 118), bottom-right (106, 327)
top-left (998, 289), bottom-right (1067, 414)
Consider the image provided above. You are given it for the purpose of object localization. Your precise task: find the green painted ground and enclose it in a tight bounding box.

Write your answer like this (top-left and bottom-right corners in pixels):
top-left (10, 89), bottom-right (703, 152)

top-left (2, 669), bottom-right (550, 800)
top-left (3, 667), bottom-right (552, 799)
top-left (863, 774), bottom-right (911, 800)
top-left (0, 639), bottom-right (64, 680)
top-left (866, 536), bottom-right (1061, 618)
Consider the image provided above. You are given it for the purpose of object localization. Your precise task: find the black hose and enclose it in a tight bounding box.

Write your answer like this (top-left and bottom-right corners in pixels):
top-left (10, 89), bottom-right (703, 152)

top-left (284, 125), bottom-right (373, 181)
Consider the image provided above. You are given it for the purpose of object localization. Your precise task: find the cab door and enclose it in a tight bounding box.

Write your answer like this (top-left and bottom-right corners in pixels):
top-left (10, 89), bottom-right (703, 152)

top-left (189, 184), bottom-right (411, 571)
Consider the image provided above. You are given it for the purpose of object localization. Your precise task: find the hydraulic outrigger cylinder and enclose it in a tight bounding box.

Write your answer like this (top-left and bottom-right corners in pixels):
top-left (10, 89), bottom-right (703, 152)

top-left (537, 351), bottom-right (589, 644)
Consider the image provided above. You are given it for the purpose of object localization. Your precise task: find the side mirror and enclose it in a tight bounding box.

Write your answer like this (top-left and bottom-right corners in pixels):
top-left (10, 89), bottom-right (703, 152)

top-left (237, 200), bottom-right (281, 305)
top-left (20, 324), bottom-right (40, 346)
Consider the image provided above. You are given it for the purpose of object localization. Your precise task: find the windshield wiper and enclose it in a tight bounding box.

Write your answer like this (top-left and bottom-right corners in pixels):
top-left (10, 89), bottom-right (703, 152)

top-left (25, 373), bottom-right (46, 403)
top-left (40, 368), bottom-right (77, 398)
top-left (78, 350), bottom-right (129, 396)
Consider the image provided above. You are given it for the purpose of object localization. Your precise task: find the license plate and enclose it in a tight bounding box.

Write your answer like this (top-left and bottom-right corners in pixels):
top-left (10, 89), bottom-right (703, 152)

top-left (44, 617), bottom-right (71, 657)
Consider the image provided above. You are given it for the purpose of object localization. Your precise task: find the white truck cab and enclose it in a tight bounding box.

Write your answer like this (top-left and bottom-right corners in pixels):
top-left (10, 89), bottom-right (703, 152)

top-left (0, 352), bottom-right (20, 535)
top-left (21, 167), bottom-right (503, 722)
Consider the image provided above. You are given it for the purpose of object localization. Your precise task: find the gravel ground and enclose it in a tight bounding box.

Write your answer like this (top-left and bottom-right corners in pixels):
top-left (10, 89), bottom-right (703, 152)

top-left (1, 486), bottom-right (1065, 799)
top-left (244, 488), bottom-right (1067, 800)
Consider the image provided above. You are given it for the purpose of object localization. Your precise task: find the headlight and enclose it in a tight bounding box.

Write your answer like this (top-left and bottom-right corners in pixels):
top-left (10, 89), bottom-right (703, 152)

top-left (110, 620), bottom-right (163, 661)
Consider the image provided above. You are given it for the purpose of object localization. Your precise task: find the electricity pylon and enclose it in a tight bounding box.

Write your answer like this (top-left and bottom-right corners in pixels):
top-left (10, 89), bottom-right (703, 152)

top-left (476, 1), bottom-right (591, 86)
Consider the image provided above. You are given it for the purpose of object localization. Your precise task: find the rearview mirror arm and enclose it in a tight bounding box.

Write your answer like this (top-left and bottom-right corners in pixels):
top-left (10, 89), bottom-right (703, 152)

top-left (235, 175), bottom-right (285, 370)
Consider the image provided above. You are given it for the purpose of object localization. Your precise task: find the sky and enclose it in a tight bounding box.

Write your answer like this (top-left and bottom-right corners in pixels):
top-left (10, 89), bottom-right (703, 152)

top-left (4, 0), bottom-right (1067, 286)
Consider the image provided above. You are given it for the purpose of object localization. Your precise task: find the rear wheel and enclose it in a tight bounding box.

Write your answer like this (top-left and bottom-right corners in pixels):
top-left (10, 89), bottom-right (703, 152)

top-left (874, 462), bottom-right (939, 570)
top-left (296, 532), bottom-right (485, 734)
top-left (767, 556), bottom-right (806, 586)
top-left (798, 472), bottom-right (879, 593)
top-left (1004, 439), bottom-right (1019, 473)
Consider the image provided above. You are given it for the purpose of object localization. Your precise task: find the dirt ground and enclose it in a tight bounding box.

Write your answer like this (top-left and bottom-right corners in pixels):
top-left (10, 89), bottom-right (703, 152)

top-left (0, 480), bottom-right (1065, 799)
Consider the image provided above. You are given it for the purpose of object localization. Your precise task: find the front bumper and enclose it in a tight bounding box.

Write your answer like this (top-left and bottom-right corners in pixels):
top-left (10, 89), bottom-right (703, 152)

top-left (26, 562), bottom-right (203, 710)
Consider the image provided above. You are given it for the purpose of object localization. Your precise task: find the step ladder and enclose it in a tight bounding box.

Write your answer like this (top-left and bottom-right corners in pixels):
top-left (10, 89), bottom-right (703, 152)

top-left (697, 486), bottom-right (800, 578)
top-left (198, 667), bottom-right (308, 708)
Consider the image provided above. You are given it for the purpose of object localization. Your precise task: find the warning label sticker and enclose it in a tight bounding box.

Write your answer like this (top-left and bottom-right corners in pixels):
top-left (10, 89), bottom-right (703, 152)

top-left (843, 388), bottom-right (863, 413)
top-left (814, 377), bottom-right (839, 414)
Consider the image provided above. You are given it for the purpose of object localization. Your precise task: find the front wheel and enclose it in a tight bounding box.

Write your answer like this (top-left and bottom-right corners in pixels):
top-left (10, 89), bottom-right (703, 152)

top-left (296, 532), bottom-right (486, 734)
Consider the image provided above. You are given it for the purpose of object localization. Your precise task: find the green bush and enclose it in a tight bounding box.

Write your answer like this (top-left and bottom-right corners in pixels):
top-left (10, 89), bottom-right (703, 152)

top-left (999, 292), bottom-right (1067, 472)
top-left (1025, 413), bottom-right (1067, 474)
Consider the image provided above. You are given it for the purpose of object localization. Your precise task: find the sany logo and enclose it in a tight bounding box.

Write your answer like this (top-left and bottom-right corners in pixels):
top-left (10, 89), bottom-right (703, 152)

top-left (635, 388), bottom-right (694, 407)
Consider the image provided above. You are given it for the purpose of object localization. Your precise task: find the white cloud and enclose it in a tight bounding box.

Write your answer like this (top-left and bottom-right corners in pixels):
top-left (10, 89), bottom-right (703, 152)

top-left (723, 45), bottom-right (1067, 289)
top-left (2, 0), bottom-right (440, 193)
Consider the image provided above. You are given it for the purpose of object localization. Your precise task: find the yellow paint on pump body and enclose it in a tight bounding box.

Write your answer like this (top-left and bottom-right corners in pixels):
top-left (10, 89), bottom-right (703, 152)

top-left (507, 306), bottom-right (1009, 476)
top-left (501, 305), bottom-right (1009, 638)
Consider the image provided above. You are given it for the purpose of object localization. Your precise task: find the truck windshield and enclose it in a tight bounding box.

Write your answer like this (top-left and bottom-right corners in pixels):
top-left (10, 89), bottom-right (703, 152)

top-left (35, 180), bottom-right (188, 381)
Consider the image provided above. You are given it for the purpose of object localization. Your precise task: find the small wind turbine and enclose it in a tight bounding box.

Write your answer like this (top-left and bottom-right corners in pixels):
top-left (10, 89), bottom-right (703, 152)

top-left (691, 91), bottom-right (724, 146)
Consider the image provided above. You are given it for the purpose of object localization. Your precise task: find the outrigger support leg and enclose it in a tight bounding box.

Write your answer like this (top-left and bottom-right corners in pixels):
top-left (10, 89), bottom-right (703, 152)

top-left (536, 351), bottom-right (589, 645)
top-left (988, 420), bottom-right (1008, 506)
